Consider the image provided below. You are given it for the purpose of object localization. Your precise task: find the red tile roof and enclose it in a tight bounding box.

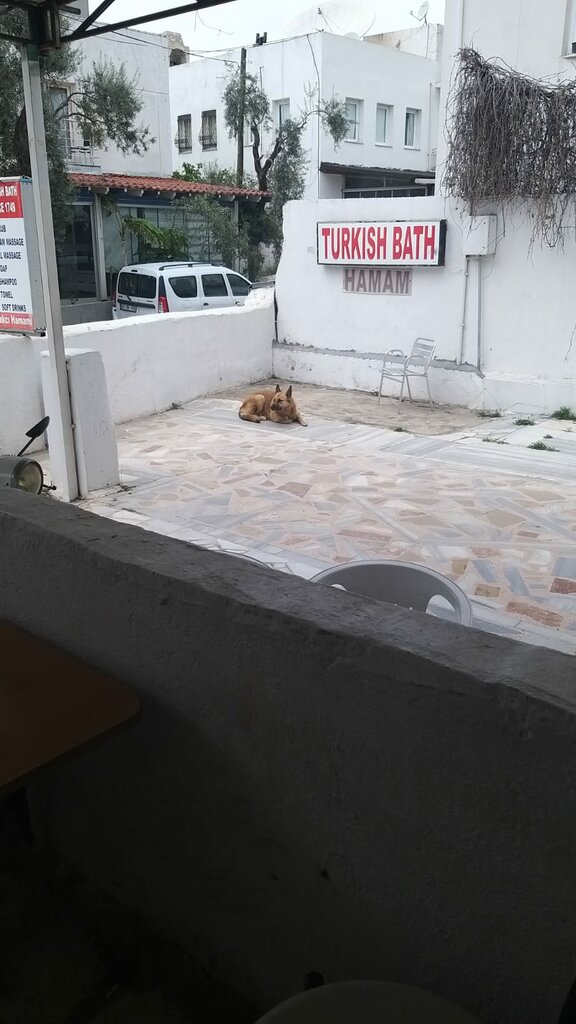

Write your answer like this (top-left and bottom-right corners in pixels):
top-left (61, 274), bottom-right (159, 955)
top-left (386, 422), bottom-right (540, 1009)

top-left (69, 171), bottom-right (268, 199)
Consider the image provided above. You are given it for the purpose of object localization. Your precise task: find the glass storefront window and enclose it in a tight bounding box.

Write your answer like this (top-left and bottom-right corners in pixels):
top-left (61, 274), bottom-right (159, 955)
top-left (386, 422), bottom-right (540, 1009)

top-left (57, 204), bottom-right (97, 300)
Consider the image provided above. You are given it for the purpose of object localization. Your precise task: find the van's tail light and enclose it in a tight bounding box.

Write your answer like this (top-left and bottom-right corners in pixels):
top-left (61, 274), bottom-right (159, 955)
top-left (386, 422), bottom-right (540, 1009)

top-left (158, 277), bottom-right (169, 313)
top-left (111, 284), bottom-right (116, 307)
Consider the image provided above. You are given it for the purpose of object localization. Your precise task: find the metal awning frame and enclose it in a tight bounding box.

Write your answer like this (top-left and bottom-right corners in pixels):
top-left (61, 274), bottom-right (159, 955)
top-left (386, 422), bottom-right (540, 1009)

top-left (0, 0), bottom-right (234, 49)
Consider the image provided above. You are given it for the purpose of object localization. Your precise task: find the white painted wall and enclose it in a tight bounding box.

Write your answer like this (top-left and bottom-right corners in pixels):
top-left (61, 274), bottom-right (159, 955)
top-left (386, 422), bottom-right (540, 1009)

top-left (365, 24), bottom-right (444, 63)
top-left (68, 21), bottom-right (173, 177)
top-left (170, 32), bottom-right (439, 201)
top-left (275, 196), bottom-right (576, 412)
top-left (170, 35), bottom-right (322, 197)
top-left (0, 292), bottom-right (274, 455)
top-left (436, 0), bottom-right (576, 190)
top-left (319, 33), bottom-right (439, 180)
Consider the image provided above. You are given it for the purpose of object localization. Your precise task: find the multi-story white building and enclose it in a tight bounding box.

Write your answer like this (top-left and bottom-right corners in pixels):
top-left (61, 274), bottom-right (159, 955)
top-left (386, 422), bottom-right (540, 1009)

top-left (170, 29), bottom-right (441, 200)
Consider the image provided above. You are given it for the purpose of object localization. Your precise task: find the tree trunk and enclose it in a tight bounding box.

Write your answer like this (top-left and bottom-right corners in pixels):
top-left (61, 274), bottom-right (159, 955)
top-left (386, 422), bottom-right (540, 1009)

top-left (13, 106), bottom-right (31, 176)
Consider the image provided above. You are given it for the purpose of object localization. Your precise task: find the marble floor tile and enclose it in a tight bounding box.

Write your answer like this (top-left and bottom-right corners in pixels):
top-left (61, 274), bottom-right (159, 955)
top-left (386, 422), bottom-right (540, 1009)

top-left (76, 395), bottom-right (576, 656)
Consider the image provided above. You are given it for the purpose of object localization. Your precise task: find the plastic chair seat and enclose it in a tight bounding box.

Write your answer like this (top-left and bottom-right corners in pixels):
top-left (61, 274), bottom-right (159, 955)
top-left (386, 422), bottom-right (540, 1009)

top-left (254, 980), bottom-right (482, 1024)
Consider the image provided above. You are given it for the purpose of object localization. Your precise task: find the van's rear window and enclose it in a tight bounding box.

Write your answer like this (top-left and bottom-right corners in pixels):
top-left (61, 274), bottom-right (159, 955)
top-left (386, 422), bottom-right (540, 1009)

top-left (169, 275), bottom-right (198, 298)
top-left (118, 272), bottom-right (156, 299)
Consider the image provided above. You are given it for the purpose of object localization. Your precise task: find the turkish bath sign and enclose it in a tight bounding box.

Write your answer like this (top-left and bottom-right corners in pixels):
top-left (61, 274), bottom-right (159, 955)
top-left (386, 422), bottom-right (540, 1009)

top-left (317, 220), bottom-right (446, 267)
top-left (0, 177), bottom-right (45, 334)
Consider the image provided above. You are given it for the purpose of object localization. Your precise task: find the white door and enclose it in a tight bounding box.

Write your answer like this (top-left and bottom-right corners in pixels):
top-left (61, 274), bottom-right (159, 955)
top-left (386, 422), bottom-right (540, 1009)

top-left (164, 272), bottom-right (204, 312)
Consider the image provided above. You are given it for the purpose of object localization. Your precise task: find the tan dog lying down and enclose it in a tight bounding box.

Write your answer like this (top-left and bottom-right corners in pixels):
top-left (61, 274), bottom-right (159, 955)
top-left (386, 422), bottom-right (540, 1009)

top-left (239, 384), bottom-right (307, 426)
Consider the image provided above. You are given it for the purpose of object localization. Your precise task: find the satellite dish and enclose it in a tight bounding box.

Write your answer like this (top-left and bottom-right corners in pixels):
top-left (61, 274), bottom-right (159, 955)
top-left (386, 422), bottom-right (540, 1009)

top-left (410, 1), bottom-right (429, 23)
top-left (281, 1), bottom-right (377, 40)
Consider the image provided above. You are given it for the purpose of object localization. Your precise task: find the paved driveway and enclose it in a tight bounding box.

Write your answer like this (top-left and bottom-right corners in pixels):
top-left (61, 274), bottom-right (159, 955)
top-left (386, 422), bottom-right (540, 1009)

top-left (78, 386), bottom-right (576, 655)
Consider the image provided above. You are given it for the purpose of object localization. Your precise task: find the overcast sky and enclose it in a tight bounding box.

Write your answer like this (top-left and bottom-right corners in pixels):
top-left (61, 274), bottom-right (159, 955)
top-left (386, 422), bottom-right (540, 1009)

top-left (90, 0), bottom-right (445, 52)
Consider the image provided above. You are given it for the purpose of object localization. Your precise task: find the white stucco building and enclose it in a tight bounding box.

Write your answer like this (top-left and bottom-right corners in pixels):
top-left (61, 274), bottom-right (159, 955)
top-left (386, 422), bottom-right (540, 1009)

top-left (274, 0), bottom-right (576, 414)
top-left (169, 30), bottom-right (441, 200)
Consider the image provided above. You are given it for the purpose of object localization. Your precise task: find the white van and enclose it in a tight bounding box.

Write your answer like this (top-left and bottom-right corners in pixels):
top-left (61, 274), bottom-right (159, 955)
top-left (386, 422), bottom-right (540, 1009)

top-left (112, 262), bottom-right (252, 319)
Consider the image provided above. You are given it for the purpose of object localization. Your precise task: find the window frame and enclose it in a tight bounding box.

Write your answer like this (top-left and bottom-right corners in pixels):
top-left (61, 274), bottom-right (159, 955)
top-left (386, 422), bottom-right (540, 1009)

top-left (200, 109), bottom-right (217, 151)
top-left (274, 98), bottom-right (291, 129)
top-left (201, 271), bottom-right (228, 297)
top-left (226, 272), bottom-right (251, 296)
top-left (375, 103), bottom-right (393, 146)
top-left (168, 274), bottom-right (198, 299)
top-left (344, 98), bottom-right (362, 143)
top-left (404, 107), bottom-right (421, 149)
top-left (176, 113), bottom-right (193, 153)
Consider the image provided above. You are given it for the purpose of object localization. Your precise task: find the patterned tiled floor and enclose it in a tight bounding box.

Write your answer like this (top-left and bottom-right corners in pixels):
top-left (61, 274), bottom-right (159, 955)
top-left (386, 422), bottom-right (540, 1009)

top-left (79, 395), bottom-right (576, 655)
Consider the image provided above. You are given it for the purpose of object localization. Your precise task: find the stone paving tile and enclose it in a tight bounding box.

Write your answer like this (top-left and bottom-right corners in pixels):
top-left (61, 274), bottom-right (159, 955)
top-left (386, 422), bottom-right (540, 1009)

top-left (78, 397), bottom-right (576, 656)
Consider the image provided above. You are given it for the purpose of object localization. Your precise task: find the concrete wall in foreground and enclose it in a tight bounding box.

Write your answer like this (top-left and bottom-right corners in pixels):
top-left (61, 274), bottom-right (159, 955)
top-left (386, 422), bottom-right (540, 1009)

top-left (0, 291), bottom-right (273, 454)
top-left (1, 488), bottom-right (576, 1024)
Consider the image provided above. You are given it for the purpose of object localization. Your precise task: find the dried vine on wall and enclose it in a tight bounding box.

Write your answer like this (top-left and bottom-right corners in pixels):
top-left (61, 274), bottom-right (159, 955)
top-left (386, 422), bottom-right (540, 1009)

top-left (444, 48), bottom-right (576, 247)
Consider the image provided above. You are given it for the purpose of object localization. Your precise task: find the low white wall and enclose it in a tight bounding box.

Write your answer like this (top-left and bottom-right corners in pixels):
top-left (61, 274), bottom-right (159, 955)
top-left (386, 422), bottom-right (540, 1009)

top-left (275, 197), bottom-right (576, 412)
top-left (0, 292), bottom-right (274, 454)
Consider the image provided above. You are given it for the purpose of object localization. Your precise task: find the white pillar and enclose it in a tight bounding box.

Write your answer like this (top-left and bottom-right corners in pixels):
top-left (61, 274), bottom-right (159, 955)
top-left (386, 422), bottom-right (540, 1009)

top-left (21, 46), bottom-right (79, 501)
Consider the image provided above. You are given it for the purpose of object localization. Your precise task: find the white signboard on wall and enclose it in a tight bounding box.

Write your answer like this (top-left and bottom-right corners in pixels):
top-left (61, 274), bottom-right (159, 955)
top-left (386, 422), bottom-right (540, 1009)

top-left (317, 220), bottom-right (446, 267)
top-left (0, 177), bottom-right (45, 334)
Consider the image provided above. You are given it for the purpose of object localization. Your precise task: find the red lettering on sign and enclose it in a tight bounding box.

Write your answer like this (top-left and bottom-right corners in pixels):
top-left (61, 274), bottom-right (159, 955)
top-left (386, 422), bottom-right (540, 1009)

top-left (0, 180), bottom-right (23, 218)
top-left (392, 226), bottom-right (403, 260)
top-left (330, 227), bottom-right (341, 260)
top-left (376, 227), bottom-right (387, 259)
top-left (423, 224), bottom-right (436, 260)
top-left (341, 227), bottom-right (351, 261)
top-left (402, 226), bottom-right (413, 260)
top-left (412, 224), bottom-right (424, 260)
top-left (366, 226), bottom-right (376, 260)
top-left (350, 226), bottom-right (361, 260)
top-left (321, 226), bottom-right (330, 260)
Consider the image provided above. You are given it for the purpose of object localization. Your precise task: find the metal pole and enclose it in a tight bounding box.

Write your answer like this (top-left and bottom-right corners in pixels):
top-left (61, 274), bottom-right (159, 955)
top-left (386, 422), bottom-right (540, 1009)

top-left (21, 46), bottom-right (78, 501)
top-left (236, 47), bottom-right (246, 187)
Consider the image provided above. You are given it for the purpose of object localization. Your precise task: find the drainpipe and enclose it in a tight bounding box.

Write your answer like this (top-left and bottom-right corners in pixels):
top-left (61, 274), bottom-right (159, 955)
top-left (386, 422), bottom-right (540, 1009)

top-left (458, 253), bottom-right (470, 365)
top-left (476, 256), bottom-right (483, 371)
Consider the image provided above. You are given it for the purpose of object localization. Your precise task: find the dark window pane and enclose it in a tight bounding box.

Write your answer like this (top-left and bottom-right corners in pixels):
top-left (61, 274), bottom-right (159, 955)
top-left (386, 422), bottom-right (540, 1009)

top-left (57, 205), bottom-right (96, 300)
top-left (138, 275), bottom-right (157, 299)
top-left (118, 272), bottom-right (139, 298)
top-left (201, 273), bottom-right (227, 297)
top-left (226, 273), bottom-right (250, 296)
top-left (169, 275), bottom-right (198, 298)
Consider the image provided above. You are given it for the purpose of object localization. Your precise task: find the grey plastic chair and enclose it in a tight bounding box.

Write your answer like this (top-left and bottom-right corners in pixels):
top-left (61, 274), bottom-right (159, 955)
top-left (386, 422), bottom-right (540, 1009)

top-left (254, 980), bottom-right (482, 1024)
top-left (378, 337), bottom-right (436, 408)
top-left (311, 559), bottom-right (472, 626)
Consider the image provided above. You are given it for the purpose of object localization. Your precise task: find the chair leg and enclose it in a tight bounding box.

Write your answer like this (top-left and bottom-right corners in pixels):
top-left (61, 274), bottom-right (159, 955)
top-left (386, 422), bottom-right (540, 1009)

top-left (425, 373), bottom-right (433, 409)
top-left (378, 374), bottom-right (383, 405)
top-left (399, 372), bottom-right (406, 404)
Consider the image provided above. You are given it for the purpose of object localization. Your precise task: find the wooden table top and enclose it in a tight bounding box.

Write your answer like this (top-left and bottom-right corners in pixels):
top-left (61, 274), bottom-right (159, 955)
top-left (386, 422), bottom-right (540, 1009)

top-left (0, 620), bottom-right (140, 794)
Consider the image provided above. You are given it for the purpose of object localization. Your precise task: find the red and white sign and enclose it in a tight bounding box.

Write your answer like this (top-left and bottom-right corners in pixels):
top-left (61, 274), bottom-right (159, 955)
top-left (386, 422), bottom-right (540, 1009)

top-left (0, 178), bottom-right (45, 334)
top-left (317, 220), bottom-right (446, 267)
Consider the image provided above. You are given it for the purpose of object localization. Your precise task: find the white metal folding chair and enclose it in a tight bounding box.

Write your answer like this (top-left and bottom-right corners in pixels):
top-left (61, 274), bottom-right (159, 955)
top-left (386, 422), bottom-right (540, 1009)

top-left (378, 337), bottom-right (436, 408)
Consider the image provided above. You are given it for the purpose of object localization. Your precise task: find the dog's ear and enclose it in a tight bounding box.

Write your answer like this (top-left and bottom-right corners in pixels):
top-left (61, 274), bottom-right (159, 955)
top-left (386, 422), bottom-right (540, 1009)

top-left (275, 384), bottom-right (281, 394)
top-left (286, 385), bottom-right (293, 399)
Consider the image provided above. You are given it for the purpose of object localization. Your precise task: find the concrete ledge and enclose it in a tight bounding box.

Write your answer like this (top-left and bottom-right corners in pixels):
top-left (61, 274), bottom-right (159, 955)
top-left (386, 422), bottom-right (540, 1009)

top-left (1, 487), bottom-right (576, 1023)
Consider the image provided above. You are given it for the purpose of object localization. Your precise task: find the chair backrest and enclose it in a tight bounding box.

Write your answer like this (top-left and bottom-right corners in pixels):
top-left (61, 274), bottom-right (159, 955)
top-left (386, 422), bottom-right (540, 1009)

top-left (311, 559), bottom-right (472, 626)
top-left (409, 337), bottom-right (436, 368)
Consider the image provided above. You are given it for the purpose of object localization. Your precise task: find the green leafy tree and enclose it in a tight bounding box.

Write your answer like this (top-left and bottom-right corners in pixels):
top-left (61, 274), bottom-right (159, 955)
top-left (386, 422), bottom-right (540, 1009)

top-left (222, 67), bottom-right (348, 262)
top-left (101, 197), bottom-right (188, 266)
top-left (178, 193), bottom-right (251, 271)
top-left (0, 10), bottom-right (153, 242)
top-left (222, 67), bottom-right (348, 199)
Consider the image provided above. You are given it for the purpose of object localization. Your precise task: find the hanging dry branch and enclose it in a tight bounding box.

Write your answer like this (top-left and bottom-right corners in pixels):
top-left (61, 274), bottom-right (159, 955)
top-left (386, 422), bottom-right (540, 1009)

top-left (444, 48), bottom-right (576, 247)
